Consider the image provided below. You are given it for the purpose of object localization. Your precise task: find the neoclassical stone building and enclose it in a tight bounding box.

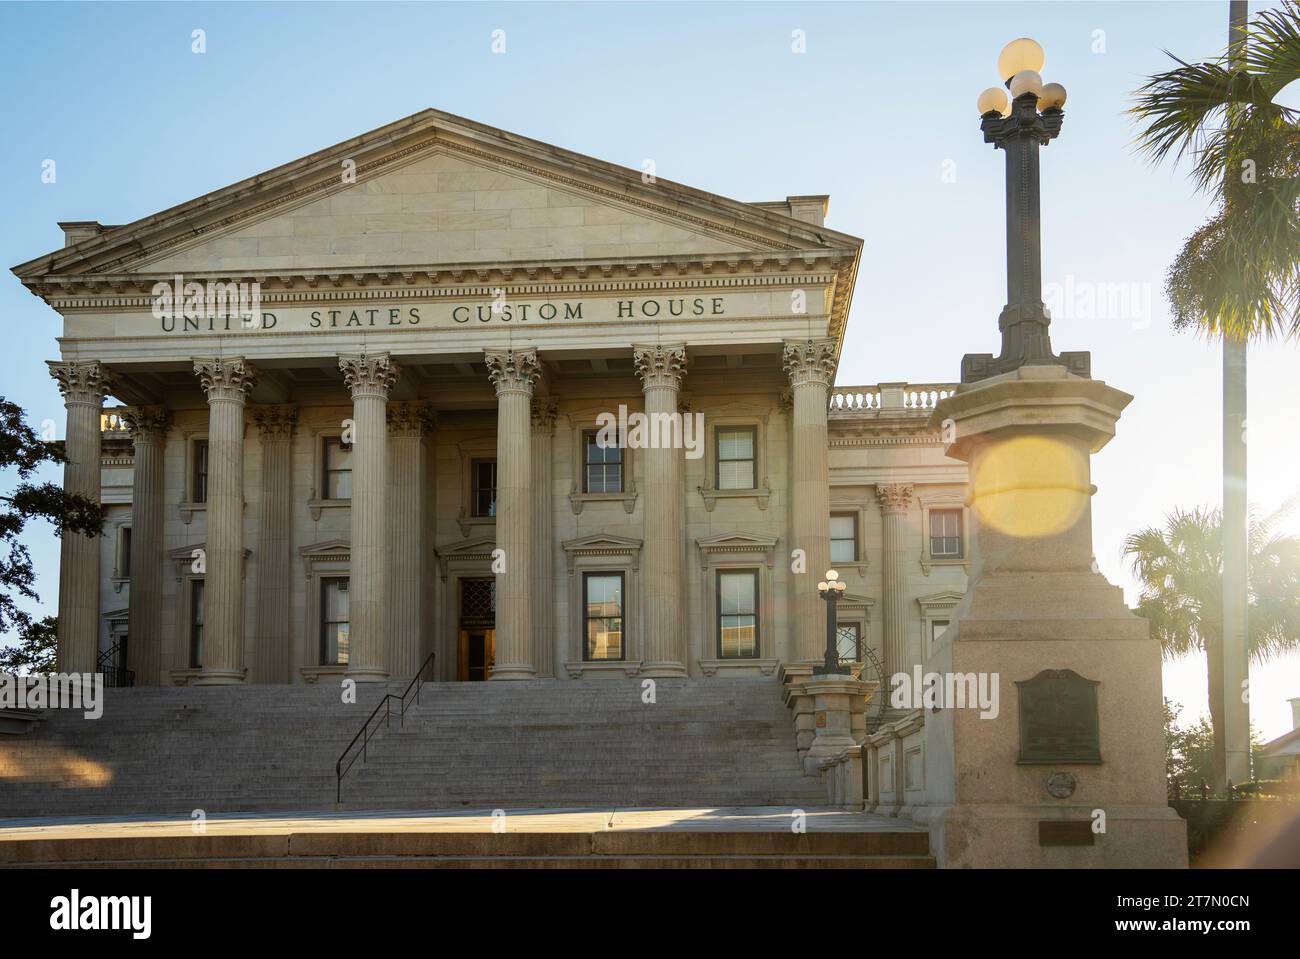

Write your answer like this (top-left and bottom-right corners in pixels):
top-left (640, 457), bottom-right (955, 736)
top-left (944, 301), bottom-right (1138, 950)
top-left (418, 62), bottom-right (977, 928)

top-left (14, 109), bottom-right (967, 691)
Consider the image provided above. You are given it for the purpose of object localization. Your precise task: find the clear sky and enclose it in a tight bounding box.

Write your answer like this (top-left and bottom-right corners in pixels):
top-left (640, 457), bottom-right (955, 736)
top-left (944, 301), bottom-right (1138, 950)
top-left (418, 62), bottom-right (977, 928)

top-left (1, 1), bottom-right (1296, 739)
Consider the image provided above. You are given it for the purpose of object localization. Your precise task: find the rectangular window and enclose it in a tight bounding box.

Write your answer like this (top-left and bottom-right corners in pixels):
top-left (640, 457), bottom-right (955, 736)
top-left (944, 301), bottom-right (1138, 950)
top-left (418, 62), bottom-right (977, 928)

top-left (717, 569), bottom-right (758, 658)
top-left (119, 526), bottom-right (132, 578)
top-left (583, 430), bottom-right (624, 494)
top-left (716, 427), bottom-right (756, 491)
top-left (836, 622), bottom-right (861, 664)
top-left (192, 440), bottom-right (209, 504)
top-left (189, 579), bottom-right (205, 669)
top-left (323, 437), bottom-right (353, 500)
top-left (583, 572), bottom-right (624, 661)
top-left (929, 509), bottom-right (963, 559)
top-left (321, 577), bottom-right (351, 666)
top-left (830, 513), bottom-right (858, 564)
top-left (471, 459), bottom-right (497, 517)
top-left (930, 619), bottom-right (951, 646)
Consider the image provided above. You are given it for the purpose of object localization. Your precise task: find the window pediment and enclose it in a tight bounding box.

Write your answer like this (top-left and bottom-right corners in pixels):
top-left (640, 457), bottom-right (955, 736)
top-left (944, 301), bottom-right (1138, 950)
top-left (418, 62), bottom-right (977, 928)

top-left (695, 531), bottom-right (780, 569)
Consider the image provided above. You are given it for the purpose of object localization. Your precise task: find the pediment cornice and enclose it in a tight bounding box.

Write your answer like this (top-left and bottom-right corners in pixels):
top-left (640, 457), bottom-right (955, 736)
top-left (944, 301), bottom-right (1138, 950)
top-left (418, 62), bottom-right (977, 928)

top-left (13, 111), bottom-right (861, 280)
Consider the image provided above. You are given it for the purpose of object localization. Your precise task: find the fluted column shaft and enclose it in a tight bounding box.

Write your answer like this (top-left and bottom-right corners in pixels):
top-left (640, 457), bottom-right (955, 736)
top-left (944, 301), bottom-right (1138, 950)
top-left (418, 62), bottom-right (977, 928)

top-left (531, 399), bottom-right (557, 678)
top-left (253, 406), bottom-right (296, 683)
top-left (122, 407), bottom-right (170, 684)
top-left (783, 340), bottom-right (836, 662)
top-left (48, 361), bottom-right (111, 674)
top-left (486, 349), bottom-right (540, 680)
top-left (340, 354), bottom-right (399, 682)
top-left (193, 357), bottom-right (257, 684)
top-left (877, 483), bottom-right (914, 680)
top-left (387, 402), bottom-right (431, 679)
top-left (634, 345), bottom-right (687, 676)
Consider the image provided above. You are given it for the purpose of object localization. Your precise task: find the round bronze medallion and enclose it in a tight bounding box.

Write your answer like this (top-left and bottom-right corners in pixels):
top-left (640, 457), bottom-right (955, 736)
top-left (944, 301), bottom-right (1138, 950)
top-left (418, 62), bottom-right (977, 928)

top-left (1045, 771), bottom-right (1077, 799)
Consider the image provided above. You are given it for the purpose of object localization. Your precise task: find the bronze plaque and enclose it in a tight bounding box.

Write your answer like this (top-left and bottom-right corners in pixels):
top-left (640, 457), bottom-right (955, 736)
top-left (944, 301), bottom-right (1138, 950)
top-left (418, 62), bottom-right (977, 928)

top-left (1038, 820), bottom-right (1095, 846)
top-left (1016, 669), bottom-right (1101, 764)
top-left (815, 711), bottom-right (827, 728)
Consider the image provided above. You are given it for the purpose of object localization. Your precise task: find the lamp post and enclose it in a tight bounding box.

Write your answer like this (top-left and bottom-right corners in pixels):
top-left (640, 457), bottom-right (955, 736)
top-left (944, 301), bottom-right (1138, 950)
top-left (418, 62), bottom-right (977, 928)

top-left (816, 570), bottom-right (847, 676)
top-left (962, 38), bottom-right (1090, 384)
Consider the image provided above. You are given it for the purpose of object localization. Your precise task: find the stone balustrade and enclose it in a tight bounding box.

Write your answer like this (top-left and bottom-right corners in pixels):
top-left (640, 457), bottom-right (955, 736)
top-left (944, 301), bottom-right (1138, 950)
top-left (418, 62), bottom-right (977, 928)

top-left (101, 408), bottom-right (131, 434)
top-left (829, 382), bottom-right (957, 414)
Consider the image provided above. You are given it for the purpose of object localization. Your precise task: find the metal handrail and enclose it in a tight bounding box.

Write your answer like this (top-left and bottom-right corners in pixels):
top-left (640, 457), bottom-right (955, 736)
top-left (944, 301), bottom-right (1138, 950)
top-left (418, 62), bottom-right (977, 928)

top-left (96, 642), bottom-right (135, 688)
top-left (335, 652), bottom-right (435, 804)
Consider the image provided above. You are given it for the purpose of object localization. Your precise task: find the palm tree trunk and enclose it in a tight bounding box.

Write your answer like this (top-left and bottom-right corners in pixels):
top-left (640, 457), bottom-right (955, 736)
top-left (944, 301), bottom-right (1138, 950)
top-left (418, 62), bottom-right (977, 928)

top-left (1205, 632), bottom-right (1228, 790)
top-left (1222, 0), bottom-right (1253, 790)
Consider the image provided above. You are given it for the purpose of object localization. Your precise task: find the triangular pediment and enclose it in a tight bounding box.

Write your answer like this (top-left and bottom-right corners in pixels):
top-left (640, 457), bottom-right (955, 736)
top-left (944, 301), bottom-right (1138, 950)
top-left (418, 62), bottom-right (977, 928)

top-left (299, 539), bottom-right (351, 558)
top-left (561, 533), bottom-right (643, 552)
top-left (435, 535), bottom-right (497, 558)
top-left (695, 531), bottom-right (780, 551)
top-left (14, 108), bottom-right (861, 280)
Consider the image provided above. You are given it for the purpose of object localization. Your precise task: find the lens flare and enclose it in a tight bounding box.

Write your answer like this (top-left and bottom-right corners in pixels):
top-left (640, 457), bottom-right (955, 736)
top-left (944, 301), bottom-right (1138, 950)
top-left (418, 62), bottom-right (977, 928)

top-left (970, 435), bottom-right (1089, 539)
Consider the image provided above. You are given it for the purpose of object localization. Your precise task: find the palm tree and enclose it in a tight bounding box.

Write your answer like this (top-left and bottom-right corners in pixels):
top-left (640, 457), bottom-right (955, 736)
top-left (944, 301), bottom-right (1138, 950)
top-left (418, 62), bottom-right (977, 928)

top-left (1133, 5), bottom-right (1300, 339)
top-left (1130, 0), bottom-right (1300, 788)
top-left (1125, 499), bottom-right (1300, 790)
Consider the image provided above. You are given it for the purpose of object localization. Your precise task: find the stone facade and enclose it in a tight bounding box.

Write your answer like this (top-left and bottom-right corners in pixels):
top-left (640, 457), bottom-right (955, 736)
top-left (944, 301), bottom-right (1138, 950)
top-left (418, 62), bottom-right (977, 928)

top-left (15, 109), bottom-right (969, 688)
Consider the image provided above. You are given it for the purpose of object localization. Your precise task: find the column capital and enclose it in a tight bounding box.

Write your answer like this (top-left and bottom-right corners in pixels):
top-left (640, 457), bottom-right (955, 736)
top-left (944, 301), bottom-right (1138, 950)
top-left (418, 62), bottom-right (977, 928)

top-left (876, 481), bottom-right (915, 515)
top-left (387, 401), bottom-right (434, 436)
top-left (485, 348), bottom-right (541, 396)
top-left (252, 405), bottom-right (298, 439)
top-left (339, 352), bottom-right (399, 400)
top-left (633, 344), bottom-right (687, 391)
top-left (530, 397), bottom-right (558, 433)
top-left (48, 360), bottom-right (113, 407)
top-left (194, 356), bottom-right (258, 403)
top-left (120, 406), bottom-right (172, 442)
top-left (783, 338), bottom-right (837, 389)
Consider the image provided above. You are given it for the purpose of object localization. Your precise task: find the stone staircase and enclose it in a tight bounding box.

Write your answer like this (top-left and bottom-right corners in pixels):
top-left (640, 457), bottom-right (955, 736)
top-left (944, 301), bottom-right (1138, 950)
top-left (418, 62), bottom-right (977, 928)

top-left (0, 678), bottom-right (828, 818)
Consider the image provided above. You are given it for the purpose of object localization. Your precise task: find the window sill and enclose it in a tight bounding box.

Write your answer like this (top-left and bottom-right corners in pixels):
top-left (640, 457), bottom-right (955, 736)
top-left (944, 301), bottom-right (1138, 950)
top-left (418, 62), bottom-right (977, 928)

top-left (829, 561), bottom-right (869, 576)
top-left (111, 576), bottom-right (130, 594)
top-left (300, 664), bottom-right (347, 684)
top-left (698, 657), bottom-right (780, 677)
top-left (697, 486), bottom-right (771, 512)
top-left (308, 498), bottom-right (351, 521)
top-left (179, 501), bottom-right (206, 525)
top-left (920, 556), bottom-right (967, 576)
top-left (563, 660), bottom-right (642, 679)
top-left (569, 487), bottom-right (638, 515)
top-left (456, 514), bottom-right (497, 538)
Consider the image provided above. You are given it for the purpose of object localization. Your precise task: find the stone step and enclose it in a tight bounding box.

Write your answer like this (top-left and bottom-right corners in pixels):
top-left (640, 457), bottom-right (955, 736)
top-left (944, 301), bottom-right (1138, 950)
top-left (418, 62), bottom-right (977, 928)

top-left (0, 829), bottom-right (933, 868)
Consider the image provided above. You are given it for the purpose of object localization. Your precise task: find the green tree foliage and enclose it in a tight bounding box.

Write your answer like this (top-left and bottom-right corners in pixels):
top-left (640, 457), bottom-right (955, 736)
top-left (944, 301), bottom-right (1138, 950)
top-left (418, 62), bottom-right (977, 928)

top-left (0, 397), bottom-right (105, 670)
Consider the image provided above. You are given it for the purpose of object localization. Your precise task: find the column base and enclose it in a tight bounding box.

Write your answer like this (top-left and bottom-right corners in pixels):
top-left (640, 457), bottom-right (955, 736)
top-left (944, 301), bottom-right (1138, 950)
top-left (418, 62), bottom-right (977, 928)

top-left (639, 661), bottom-right (688, 678)
top-left (489, 664), bottom-right (537, 681)
top-left (194, 668), bottom-right (247, 686)
top-left (344, 667), bottom-right (390, 683)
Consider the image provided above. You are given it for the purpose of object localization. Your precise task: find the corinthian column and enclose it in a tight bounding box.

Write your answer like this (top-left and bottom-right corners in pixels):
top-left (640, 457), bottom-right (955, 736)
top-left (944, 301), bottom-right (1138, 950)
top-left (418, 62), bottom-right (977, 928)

top-left (252, 406), bottom-right (296, 683)
top-left (387, 401), bottom-right (432, 679)
top-left (47, 361), bottom-right (112, 675)
top-left (121, 406), bottom-right (170, 684)
top-left (193, 357), bottom-right (257, 685)
top-left (485, 349), bottom-right (540, 680)
top-left (633, 344), bottom-right (688, 677)
top-left (876, 482), bottom-right (915, 680)
top-left (339, 353), bottom-right (399, 682)
top-left (782, 339), bottom-right (836, 662)
top-left (531, 398), bottom-right (558, 678)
